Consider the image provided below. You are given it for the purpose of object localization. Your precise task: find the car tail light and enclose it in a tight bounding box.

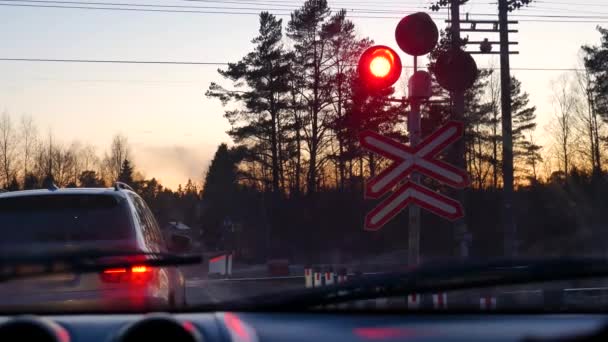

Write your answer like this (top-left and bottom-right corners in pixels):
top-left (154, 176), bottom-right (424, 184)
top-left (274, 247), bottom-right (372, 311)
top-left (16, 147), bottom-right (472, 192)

top-left (100, 265), bottom-right (155, 284)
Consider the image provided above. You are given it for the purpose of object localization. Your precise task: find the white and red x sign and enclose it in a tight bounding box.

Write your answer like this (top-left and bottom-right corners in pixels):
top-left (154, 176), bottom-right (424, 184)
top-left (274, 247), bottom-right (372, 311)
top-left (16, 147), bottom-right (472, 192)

top-left (360, 121), bottom-right (469, 199)
top-left (360, 121), bottom-right (468, 230)
top-left (365, 181), bottom-right (464, 230)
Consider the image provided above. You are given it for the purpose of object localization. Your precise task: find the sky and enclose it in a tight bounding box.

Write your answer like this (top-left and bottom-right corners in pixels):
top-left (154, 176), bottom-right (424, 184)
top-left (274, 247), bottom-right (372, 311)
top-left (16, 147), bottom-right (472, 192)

top-left (0, 0), bottom-right (606, 189)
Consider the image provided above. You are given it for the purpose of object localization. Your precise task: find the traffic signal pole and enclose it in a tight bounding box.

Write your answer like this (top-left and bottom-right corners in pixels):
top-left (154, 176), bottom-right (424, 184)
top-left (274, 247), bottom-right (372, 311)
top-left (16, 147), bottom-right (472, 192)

top-left (408, 57), bottom-right (422, 266)
top-left (499, 0), bottom-right (516, 257)
top-left (450, 0), bottom-right (470, 258)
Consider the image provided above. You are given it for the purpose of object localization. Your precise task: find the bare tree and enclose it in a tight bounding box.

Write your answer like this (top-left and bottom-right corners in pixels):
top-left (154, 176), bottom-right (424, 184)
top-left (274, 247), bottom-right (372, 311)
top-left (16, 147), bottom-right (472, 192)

top-left (486, 68), bottom-right (502, 189)
top-left (51, 143), bottom-right (78, 187)
top-left (20, 114), bottom-right (37, 181)
top-left (0, 112), bottom-right (18, 186)
top-left (79, 143), bottom-right (99, 172)
top-left (104, 134), bottom-right (130, 182)
top-left (550, 75), bottom-right (578, 177)
top-left (573, 61), bottom-right (604, 175)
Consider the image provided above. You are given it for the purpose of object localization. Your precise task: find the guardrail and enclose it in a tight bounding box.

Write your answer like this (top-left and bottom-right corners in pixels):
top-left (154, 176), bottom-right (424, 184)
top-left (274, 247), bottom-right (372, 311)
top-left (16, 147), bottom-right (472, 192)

top-left (190, 269), bottom-right (608, 311)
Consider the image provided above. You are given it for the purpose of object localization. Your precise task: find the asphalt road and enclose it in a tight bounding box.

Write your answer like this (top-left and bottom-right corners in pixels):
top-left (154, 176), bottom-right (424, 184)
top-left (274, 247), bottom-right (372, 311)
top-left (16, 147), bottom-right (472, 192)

top-left (184, 275), bottom-right (305, 307)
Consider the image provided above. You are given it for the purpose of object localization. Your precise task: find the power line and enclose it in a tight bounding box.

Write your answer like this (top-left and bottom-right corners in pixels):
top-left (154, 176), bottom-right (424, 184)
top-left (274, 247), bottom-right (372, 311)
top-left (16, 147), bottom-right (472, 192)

top-left (0, 58), bottom-right (228, 64)
top-left (534, 0), bottom-right (608, 7)
top-left (0, 0), bottom-right (428, 12)
top-left (0, 57), bottom-right (586, 71)
top-left (2, 2), bottom-right (608, 22)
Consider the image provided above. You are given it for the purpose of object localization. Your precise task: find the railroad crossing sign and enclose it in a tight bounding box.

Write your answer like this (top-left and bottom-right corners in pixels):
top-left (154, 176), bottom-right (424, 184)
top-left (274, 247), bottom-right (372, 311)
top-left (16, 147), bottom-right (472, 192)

top-left (361, 121), bottom-right (468, 230)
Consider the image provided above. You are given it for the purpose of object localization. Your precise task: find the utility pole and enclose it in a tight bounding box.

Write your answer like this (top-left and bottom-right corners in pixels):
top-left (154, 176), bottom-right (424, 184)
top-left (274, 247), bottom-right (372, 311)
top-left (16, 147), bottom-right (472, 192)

top-left (499, 0), bottom-right (516, 258)
top-left (439, 0), bottom-right (530, 258)
top-left (408, 57), bottom-right (422, 266)
top-left (449, 0), bottom-right (470, 258)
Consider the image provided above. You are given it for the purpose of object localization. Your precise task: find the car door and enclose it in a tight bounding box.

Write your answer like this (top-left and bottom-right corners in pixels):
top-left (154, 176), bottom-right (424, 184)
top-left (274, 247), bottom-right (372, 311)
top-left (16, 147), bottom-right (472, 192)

top-left (128, 194), bottom-right (172, 302)
top-left (130, 194), bottom-right (184, 307)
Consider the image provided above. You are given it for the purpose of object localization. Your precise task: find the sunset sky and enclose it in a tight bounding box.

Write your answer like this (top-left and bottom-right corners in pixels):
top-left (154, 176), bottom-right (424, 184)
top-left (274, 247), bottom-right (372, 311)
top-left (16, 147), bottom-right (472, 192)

top-left (0, 0), bottom-right (606, 189)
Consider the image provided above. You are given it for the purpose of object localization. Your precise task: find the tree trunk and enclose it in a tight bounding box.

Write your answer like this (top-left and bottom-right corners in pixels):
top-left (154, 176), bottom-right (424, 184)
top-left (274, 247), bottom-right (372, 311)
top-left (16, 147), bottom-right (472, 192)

top-left (368, 153), bottom-right (376, 178)
top-left (270, 114), bottom-right (280, 194)
top-left (492, 110), bottom-right (499, 189)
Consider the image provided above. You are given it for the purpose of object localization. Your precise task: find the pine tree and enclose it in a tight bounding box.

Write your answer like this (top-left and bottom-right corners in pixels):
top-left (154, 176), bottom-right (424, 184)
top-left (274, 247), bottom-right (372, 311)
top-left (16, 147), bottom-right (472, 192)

top-left (23, 173), bottom-right (39, 190)
top-left (6, 176), bottom-right (19, 191)
top-left (118, 159), bottom-right (134, 185)
top-left (510, 77), bottom-right (542, 180)
top-left (79, 170), bottom-right (104, 187)
top-left (287, 0), bottom-right (332, 195)
top-left (201, 144), bottom-right (242, 248)
top-left (582, 27), bottom-right (608, 122)
top-left (581, 27), bottom-right (608, 176)
top-left (207, 12), bottom-right (291, 195)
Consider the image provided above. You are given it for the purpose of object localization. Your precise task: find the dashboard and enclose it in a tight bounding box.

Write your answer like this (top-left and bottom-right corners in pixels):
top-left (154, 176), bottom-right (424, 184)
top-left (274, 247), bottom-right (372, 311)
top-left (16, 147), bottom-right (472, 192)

top-left (0, 312), bottom-right (606, 342)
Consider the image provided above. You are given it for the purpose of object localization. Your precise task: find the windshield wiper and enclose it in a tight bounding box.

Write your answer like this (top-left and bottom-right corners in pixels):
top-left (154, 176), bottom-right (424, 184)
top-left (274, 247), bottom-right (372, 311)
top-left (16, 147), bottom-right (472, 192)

top-left (0, 250), bottom-right (201, 282)
top-left (194, 257), bottom-right (608, 311)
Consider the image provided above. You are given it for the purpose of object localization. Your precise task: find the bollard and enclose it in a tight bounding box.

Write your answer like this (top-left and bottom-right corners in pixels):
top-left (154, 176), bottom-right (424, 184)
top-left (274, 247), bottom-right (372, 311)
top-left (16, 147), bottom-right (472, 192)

top-left (374, 287), bottom-right (388, 309)
top-left (227, 254), bottom-right (233, 276)
top-left (432, 293), bottom-right (448, 310)
top-left (480, 296), bottom-right (497, 310)
top-left (324, 268), bottom-right (335, 286)
top-left (407, 293), bottom-right (421, 309)
top-left (313, 267), bottom-right (323, 288)
top-left (337, 268), bottom-right (348, 284)
top-left (304, 267), bottom-right (313, 288)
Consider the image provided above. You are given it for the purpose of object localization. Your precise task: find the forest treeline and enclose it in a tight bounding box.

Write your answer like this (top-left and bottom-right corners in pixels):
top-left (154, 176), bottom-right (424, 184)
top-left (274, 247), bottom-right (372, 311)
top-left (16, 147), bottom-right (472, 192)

top-left (201, 1), bottom-right (608, 262)
top-left (3, 0), bottom-right (608, 262)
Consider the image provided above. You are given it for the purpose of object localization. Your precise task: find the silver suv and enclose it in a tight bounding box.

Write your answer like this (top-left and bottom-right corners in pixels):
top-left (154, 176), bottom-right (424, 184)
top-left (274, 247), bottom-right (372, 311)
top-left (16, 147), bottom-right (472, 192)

top-left (0, 183), bottom-right (186, 312)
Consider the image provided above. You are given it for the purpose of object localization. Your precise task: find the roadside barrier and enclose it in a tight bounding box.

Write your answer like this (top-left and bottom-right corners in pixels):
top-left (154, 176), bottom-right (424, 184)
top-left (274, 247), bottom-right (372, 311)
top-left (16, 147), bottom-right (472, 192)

top-left (304, 267), bottom-right (313, 288)
top-left (324, 269), bottom-right (335, 286)
top-left (407, 293), bottom-right (421, 309)
top-left (480, 296), bottom-right (497, 310)
top-left (432, 293), bottom-right (448, 309)
top-left (337, 268), bottom-right (348, 283)
top-left (208, 253), bottom-right (233, 276)
top-left (313, 268), bottom-right (324, 288)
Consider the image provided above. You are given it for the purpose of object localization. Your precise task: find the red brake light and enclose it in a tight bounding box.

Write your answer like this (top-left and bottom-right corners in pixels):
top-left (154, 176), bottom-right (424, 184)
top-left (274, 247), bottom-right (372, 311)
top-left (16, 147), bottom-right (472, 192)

top-left (104, 268), bottom-right (127, 274)
top-left (100, 265), bottom-right (154, 284)
top-left (131, 265), bottom-right (149, 273)
top-left (358, 45), bottom-right (402, 90)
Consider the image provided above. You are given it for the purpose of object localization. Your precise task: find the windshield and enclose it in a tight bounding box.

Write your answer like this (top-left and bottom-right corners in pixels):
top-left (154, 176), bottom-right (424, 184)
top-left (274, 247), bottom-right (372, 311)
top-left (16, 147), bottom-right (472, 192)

top-left (1, 0), bottom-right (608, 314)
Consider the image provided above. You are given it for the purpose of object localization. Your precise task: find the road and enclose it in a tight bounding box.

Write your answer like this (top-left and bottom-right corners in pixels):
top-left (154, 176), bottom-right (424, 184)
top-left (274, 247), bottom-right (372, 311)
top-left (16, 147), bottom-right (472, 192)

top-left (185, 275), bottom-right (305, 306)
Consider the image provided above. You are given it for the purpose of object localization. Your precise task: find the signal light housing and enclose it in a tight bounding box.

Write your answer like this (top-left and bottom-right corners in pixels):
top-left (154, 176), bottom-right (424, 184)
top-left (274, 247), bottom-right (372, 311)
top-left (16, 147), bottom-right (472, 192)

top-left (358, 45), bottom-right (402, 90)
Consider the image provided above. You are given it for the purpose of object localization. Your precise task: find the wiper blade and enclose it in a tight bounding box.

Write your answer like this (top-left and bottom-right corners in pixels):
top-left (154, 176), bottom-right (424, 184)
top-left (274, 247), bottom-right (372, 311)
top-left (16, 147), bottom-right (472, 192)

top-left (197, 257), bottom-right (608, 311)
top-left (0, 251), bottom-right (201, 282)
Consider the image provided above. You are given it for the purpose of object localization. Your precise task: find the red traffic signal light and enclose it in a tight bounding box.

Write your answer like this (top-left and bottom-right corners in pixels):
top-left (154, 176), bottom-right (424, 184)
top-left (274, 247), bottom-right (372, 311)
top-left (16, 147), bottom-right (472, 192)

top-left (358, 45), bottom-right (402, 90)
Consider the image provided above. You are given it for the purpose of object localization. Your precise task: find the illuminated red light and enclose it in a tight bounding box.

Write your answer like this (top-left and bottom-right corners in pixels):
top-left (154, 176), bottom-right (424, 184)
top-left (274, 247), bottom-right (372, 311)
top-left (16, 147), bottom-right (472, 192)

top-left (358, 45), bottom-right (402, 90)
top-left (56, 326), bottom-right (70, 342)
top-left (210, 255), bottom-right (225, 263)
top-left (354, 327), bottom-right (420, 340)
top-left (100, 265), bottom-right (153, 283)
top-left (131, 265), bottom-right (149, 273)
top-left (369, 55), bottom-right (392, 78)
top-left (182, 321), bottom-right (197, 334)
top-left (103, 268), bottom-right (127, 274)
top-left (224, 313), bottom-right (249, 341)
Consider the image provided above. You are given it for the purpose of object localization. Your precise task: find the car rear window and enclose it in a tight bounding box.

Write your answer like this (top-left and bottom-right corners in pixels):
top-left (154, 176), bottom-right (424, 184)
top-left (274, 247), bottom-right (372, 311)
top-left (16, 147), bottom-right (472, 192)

top-left (0, 194), bottom-right (134, 243)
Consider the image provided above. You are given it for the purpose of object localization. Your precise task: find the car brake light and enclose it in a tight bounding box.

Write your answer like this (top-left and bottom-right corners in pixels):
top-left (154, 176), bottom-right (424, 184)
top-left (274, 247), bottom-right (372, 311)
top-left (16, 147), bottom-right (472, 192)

top-left (100, 265), bottom-right (154, 284)
top-left (131, 265), bottom-right (149, 273)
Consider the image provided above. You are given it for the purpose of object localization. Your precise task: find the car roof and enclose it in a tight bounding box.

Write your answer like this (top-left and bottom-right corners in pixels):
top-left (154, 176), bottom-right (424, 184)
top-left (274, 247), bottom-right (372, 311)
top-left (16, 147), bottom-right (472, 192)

top-left (0, 187), bottom-right (135, 199)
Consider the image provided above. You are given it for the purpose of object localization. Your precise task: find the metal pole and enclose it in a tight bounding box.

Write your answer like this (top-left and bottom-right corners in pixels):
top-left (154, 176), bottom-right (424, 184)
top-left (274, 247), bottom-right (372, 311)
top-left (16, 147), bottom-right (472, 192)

top-left (408, 92), bottom-right (421, 266)
top-left (450, 0), bottom-right (470, 258)
top-left (498, 0), bottom-right (516, 257)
